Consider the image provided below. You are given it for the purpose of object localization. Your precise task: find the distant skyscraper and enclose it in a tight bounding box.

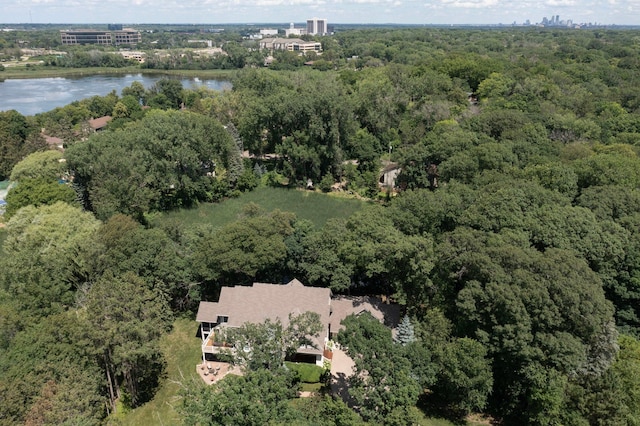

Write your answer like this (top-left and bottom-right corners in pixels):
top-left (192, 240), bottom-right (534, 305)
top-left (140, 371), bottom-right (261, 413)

top-left (306, 18), bottom-right (327, 35)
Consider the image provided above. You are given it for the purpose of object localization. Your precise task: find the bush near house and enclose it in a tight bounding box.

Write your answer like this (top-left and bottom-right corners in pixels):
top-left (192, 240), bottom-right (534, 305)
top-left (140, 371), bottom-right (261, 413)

top-left (285, 361), bottom-right (324, 383)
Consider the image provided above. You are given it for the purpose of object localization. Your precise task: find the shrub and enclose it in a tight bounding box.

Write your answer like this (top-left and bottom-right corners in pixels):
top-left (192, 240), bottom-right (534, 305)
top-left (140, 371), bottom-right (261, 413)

top-left (262, 171), bottom-right (285, 187)
top-left (319, 174), bottom-right (335, 193)
top-left (236, 168), bottom-right (259, 192)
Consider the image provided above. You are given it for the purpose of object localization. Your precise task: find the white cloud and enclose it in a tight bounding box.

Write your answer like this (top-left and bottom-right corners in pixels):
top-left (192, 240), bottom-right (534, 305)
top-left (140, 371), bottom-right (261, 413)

top-left (439, 0), bottom-right (500, 7)
top-left (544, 0), bottom-right (577, 6)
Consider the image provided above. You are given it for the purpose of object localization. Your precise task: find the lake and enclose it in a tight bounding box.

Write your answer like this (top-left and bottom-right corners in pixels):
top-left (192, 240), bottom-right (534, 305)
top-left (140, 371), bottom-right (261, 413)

top-left (0, 74), bottom-right (232, 116)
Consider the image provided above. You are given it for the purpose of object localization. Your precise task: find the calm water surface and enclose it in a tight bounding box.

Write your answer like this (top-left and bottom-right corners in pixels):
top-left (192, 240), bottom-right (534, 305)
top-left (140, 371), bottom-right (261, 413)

top-left (0, 74), bottom-right (232, 116)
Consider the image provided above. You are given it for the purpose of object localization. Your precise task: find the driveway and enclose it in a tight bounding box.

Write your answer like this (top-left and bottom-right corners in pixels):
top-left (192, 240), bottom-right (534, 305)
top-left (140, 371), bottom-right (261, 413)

top-left (330, 347), bottom-right (355, 403)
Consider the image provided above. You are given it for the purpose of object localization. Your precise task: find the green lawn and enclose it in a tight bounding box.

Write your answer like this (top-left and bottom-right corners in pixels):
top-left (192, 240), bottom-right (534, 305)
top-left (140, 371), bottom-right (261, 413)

top-left (114, 317), bottom-right (202, 426)
top-left (300, 382), bottom-right (324, 393)
top-left (152, 187), bottom-right (367, 230)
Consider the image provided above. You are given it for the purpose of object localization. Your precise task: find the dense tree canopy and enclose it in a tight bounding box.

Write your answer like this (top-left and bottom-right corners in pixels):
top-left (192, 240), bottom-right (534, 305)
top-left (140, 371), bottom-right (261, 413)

top-left (9, 150), bottom-right (66, 182)
top-left (5, 25), bottom-right (640, 425)
top-left (1, 202), bottom-right (101, 319)
top-left (66, 110), bottom-right (236, 220)
top-left (0, 110), bottom-right (46, 180)
top-left (4, 178), bottom-right (77, 219)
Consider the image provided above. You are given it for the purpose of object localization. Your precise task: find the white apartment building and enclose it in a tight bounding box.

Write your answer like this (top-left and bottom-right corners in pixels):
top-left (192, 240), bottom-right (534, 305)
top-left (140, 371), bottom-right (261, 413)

top-left (284, 23), bottom-right (306, 37)
top-left (306, 18), bottom-right (327, 35)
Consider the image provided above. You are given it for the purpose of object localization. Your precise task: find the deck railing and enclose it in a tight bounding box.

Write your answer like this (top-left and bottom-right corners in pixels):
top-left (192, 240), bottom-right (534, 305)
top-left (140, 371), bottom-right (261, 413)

top-left (202, 334), bottom-right (234, 353)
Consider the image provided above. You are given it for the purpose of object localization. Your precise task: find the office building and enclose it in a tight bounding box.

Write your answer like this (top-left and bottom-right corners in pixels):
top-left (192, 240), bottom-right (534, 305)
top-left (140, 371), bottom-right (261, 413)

top-left (113, 29), bottom-right (142, 45)
top-left (259, 38), bottom-right (321, 53)
top-left (60, 30), bottom-right (113, 45)
top-left (118, 51), bottom-right (146, 63)
top-left (60, 28), bottom-right (141, 45)
top-left (306, 18), bottom-right (327, 35)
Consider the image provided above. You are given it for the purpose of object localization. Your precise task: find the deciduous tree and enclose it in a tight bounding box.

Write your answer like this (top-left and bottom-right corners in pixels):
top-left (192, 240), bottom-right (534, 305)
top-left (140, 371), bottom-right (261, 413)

top-left (338, 312), bottom-right (420, 423)
top-left (180, 368), bottom-right (299, 426)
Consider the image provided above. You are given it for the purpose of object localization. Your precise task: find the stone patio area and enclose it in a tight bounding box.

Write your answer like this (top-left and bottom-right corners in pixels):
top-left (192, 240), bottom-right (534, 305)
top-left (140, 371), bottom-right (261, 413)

top-left (196, 360), bottom-right (242, 385)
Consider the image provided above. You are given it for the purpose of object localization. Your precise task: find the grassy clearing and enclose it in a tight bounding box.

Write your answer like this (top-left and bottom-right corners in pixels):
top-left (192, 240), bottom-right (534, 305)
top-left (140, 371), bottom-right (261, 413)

top-left (114, 317), bottom-right (201, 426)
top-left (152, 187), bottom-right (367, 230)
top-left (415, 410), bottom-right (492, 426)
top-left (416, 416), bottom-right (458, 426)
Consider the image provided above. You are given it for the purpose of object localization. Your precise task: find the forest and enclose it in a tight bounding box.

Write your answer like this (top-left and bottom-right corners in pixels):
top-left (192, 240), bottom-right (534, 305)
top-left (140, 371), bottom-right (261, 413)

top-left (2, 26), bottom-right (640, 425)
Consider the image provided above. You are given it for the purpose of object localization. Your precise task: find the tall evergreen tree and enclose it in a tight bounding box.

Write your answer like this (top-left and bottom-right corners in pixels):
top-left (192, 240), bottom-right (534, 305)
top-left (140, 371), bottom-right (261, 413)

top-left (396, 314), bottom-right (416, 346)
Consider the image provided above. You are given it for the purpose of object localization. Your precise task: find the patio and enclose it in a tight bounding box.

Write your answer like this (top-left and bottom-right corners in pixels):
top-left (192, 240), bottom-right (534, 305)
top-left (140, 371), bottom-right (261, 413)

top-left (196, 360), bottom-right (242, 385)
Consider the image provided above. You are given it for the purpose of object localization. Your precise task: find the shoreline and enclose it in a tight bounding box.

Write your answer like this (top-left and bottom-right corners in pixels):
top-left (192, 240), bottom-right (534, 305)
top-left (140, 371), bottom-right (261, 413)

top-left (0, 67), bottom-right (237, 81)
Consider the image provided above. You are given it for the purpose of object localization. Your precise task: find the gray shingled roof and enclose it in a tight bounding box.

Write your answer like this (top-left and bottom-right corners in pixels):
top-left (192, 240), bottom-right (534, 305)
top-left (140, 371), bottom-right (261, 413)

top-left (196, 279), bottom-right (331, 355)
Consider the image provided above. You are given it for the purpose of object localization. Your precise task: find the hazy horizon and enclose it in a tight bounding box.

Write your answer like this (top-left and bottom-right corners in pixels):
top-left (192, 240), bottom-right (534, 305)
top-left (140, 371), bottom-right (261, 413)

top-left (1, 0), bottom-right (639, 26)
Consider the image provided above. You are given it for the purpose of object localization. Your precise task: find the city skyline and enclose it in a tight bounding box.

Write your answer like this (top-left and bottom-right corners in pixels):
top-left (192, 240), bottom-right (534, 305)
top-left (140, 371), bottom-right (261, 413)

top-left (0, 0), bottom-right (639, 26)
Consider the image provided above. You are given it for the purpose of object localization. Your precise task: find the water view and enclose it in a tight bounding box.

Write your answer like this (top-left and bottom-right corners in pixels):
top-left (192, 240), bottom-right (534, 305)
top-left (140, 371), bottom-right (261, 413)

top-left (0, 74), bottom-right (232, 116)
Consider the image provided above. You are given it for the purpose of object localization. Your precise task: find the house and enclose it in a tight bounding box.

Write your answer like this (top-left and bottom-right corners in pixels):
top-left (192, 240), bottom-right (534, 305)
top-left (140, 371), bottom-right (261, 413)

top-left (379, 162), bottom-right (401, 189)
top-left (42, 133), bottom-right (64, 151)
top-left (195, 279), bottom-right (400, 366)
top-left (196, 279), bottom-right (331, 366)
top-left (88, 116), bottom-right (112, 132)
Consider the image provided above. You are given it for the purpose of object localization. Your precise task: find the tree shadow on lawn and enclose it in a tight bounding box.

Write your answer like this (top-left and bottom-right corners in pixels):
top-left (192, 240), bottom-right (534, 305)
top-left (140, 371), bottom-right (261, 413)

top-left (416, 394), bottom-right (492, 426)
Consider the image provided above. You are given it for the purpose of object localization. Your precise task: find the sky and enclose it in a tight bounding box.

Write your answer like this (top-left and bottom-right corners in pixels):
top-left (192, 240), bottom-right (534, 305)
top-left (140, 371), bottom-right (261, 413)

top-left (1, 0), bottom-right (639, 26)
